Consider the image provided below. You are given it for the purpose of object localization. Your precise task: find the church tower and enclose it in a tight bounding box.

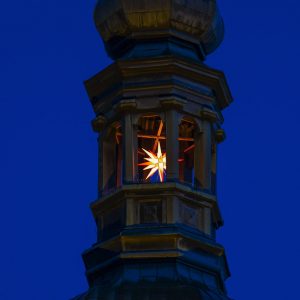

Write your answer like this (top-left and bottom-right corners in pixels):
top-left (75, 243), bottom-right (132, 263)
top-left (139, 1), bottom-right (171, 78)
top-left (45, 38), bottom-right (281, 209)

top-left (74, 1), bottom-right (233, 299)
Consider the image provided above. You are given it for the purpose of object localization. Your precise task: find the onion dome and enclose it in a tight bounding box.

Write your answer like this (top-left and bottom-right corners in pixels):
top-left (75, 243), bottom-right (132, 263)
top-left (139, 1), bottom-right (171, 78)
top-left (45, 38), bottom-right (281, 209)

top-left (94, 0), bottom-right (224, 60)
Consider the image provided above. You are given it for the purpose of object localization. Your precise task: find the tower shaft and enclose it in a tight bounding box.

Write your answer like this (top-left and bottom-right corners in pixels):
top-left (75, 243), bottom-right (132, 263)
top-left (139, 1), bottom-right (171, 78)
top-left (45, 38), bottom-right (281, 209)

top-left (73, 1), bottom-right (233, 299)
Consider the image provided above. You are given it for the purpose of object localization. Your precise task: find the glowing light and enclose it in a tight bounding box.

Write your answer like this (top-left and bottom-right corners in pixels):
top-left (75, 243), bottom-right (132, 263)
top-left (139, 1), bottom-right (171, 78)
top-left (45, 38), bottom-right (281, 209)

top-left (139, 141), bottom-right (166, 182)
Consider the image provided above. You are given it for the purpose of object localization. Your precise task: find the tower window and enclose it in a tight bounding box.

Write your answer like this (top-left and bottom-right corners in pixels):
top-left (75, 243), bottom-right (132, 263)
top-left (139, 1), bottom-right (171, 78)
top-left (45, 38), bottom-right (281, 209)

top-left (137, 115), bottom-right (166, 183)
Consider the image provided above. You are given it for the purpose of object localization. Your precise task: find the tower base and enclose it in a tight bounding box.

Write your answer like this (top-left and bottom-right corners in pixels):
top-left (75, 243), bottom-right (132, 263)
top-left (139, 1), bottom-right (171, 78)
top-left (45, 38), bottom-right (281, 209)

top-left (72, 224), bottom-right (232, 300)
top-left (73, 261), bottom-right (232, 300)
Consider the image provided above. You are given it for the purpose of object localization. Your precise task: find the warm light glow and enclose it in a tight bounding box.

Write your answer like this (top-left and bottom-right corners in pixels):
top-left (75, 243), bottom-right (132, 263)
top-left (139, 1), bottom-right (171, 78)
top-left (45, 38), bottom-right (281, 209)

top-left (139, 141), bottom-right (166, 182)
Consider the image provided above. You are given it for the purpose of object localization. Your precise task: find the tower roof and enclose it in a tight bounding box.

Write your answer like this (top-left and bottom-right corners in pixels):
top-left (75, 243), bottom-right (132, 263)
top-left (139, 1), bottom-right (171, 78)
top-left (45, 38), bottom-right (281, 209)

top-left (94, 0), bottom-right (224, 60)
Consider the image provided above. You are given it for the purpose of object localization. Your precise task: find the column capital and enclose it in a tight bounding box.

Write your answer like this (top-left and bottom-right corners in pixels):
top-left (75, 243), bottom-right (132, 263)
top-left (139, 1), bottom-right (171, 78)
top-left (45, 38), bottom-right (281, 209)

top-left (160, 97), bottom-right (186, 110)
top-left (199, 107), bottom-right (219, 122)
top-left (115, 99), bottom-right (137, 113)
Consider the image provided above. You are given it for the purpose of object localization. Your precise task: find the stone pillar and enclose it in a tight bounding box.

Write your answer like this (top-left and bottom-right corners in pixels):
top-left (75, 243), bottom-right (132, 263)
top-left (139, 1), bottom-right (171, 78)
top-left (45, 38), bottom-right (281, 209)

top-left (213, 128), bottom-right (226, 194)
top-left (160, 98), bottom-right (186, 182)
top-left (92, 116), bottom-right (107, 197)
top-left (211, 139), bottom-right (217, 194)
top-left (123, 113), bottom-right (134, 183)
top-left (126, 198), bottom-right (135, 226)
top-left (196, 121), bottom-right (212, 190)
top-left (204, 207), bottom-right (212, 235)
top-left (102, 132), bottom-right (116, 192)
top-left (119, 100), bottom-right (137, 184)
top-left (165, 109), bottom-right (179, 181)
top-left (98, 134), bottom-right (104, 195)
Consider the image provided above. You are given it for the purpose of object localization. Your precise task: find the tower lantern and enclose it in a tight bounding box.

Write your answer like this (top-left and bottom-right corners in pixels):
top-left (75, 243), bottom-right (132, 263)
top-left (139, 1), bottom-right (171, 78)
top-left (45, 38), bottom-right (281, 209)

top-left (73, 1), bottom-right (233, 299)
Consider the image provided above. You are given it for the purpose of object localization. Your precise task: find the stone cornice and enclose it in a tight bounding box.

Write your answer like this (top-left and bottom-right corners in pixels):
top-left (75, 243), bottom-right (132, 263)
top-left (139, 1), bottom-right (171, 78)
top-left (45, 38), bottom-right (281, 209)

top-left (91, 182), bottom-right (223, 227)
top-left (84, 56), bottom-right (233, 115)
top-left (82, 229), bottom-right (230, 284)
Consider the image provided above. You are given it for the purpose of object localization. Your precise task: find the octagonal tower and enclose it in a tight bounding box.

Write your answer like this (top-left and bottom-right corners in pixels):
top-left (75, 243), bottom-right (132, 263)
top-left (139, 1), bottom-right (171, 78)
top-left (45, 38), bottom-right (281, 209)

top-left (73, 1), bottom-right (233, 299)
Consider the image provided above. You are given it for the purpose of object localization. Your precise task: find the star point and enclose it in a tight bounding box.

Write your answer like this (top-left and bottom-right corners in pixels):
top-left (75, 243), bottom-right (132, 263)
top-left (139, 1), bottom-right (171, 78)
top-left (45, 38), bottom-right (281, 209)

top-left (139, 141), bottom-right (166, 182)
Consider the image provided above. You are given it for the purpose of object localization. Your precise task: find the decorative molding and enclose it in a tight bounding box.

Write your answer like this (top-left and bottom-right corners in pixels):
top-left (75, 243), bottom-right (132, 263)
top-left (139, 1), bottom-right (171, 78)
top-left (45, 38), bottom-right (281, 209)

top-left (90, 182), bottom-right (223, 234)
top-left (139, 200), bottom-right (162, 224)
top-left (180, 203), bottom-right (199, 229)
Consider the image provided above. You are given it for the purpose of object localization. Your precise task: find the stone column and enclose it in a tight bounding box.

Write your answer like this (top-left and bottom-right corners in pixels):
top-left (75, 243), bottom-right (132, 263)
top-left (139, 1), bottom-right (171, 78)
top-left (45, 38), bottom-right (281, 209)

top-left (92, 116), bottom-right (106, 197)
top-left (211, 140), bottom-right (217, 194)
top-left (165, 109), bottom-right (179, 181)
top-left (161, 99), bottom-right (184, 182)
top-left (196, 120), bottom-right (212, 190)
top-left (119, 100), bottom-right (137, 184)
top-left (212, 128), bottom-right (226, 193)
top-left (203, 207), bottom-right (212, 235)
top-left (98, 134), bottom-right (104, 196)
top-left (126, 198), bottom-right (135, 226)
top-left (102, 132), bottom-right (116, 192)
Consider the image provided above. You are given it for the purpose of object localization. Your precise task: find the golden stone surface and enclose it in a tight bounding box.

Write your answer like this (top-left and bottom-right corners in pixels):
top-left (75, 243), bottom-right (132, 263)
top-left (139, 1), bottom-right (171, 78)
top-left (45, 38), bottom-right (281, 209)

top-left (94, 0), bottom-right (224, 56)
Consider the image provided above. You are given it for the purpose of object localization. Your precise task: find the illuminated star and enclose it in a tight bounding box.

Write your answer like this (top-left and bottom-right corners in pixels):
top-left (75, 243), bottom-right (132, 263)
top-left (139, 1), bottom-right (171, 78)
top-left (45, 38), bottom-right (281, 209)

top-left (139, 141), bottom-right (166, 182)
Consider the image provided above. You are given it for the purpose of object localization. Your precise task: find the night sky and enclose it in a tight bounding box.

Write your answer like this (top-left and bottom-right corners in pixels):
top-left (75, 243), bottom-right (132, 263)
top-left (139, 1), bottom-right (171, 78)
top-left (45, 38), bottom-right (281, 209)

top-left (1, 1), bottom-right (300, 299)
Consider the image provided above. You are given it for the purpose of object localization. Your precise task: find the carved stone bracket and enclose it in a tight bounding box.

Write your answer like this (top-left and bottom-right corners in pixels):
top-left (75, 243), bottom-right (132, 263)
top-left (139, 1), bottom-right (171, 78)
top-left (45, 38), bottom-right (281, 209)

top-left (92, 115), bottom-right (107, 132)
top-left (215, 129), bottom-right (226, 143)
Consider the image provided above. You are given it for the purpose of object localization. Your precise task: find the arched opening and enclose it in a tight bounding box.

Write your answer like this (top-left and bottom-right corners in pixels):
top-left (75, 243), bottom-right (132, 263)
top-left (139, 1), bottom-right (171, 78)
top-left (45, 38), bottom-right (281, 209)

top-left (102, 123), bottom-right (122, 194)
top-left (137, 115), bottom-right (166, 183)
top-left (178, 118), bottom-right (196, 187)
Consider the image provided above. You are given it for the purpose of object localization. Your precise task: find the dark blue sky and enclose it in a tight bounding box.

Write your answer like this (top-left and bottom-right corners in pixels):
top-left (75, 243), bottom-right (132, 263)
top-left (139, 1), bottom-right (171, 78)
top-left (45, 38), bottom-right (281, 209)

top-left (1, 1), bottom-right (299, 299)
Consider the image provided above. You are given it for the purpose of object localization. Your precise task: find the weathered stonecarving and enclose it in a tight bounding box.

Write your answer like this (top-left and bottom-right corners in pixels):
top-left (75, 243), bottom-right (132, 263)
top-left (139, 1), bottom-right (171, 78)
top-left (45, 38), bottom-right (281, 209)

top-left (73, 1), bottom-right (233, 299)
